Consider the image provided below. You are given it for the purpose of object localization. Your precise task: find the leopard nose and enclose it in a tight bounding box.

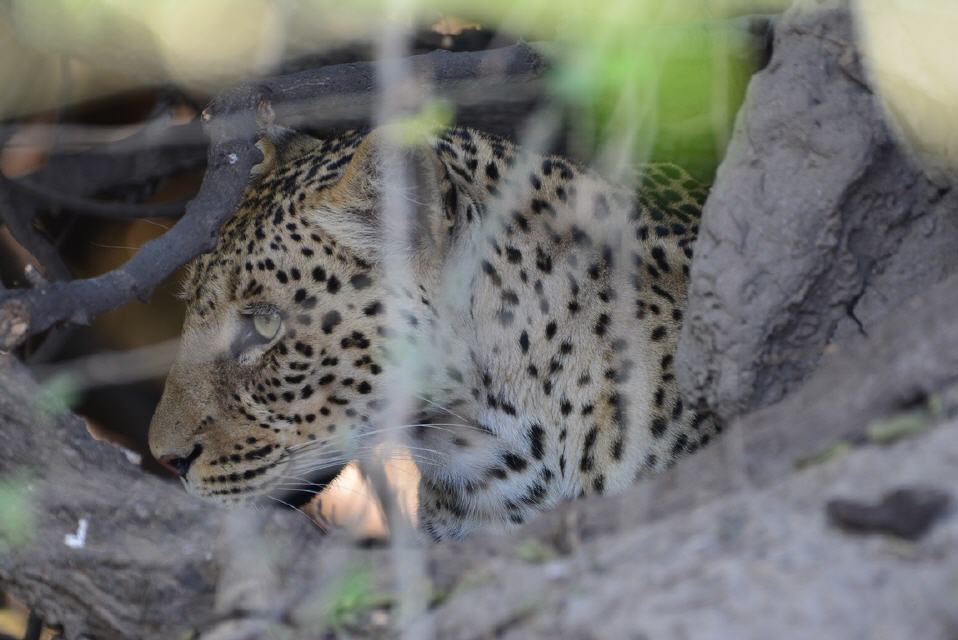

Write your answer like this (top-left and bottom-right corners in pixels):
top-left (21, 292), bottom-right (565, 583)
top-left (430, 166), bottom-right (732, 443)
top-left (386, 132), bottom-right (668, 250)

top-left (156, 443), bottom-right (204, 478)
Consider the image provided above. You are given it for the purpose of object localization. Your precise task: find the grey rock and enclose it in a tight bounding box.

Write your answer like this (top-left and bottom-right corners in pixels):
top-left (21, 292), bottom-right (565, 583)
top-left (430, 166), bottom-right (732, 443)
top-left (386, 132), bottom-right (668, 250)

top-left (428, 421), bottom-right (958, 640)
top-left (678, 0), bottom-right (958, 419)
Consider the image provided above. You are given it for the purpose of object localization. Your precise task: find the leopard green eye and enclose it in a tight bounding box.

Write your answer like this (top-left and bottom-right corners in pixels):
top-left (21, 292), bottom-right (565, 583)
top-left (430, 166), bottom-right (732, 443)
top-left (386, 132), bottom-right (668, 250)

top-left (252, 313), bottom-right (282, 340)
top-left (231, 310), bottom-right (284, 360)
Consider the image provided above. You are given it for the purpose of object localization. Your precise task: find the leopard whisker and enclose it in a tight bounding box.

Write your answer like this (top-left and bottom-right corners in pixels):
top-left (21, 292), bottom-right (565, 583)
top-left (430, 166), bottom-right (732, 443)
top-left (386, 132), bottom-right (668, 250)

top-left (286, 450), bottom-right (444, 479)
top-left (270, 481), bottom-right (373, 501)
top-left (287, 453), bottom-right (443, 477)
top-left (282, 427), bottom-right (470, 461)
top-left (412, 394), bottom-right (470, 424)
top-left (284, 422), bottom-right (483, 455)
top-left (266, 496), bottom-right (327, 533)
top-left (291, 443), bottom-right (448, 466)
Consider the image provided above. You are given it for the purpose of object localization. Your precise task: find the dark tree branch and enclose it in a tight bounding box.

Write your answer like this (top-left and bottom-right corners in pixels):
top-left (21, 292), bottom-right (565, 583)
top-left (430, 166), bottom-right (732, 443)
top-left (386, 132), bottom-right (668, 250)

top-left (0, 79), bottom-right (272, 349)
top-left (2, 120), bottom-right (206, 199)
top-left (0, 119), bottom-right (206, 226)
top-left (0, 130), bottom-right (71, 283)
top-left (0, 123), bottom-right (261, 348)
top-left (262, 41), bottom-right (549, 136)
top-left (8, 177), bottom-right (189, 219)
top-left (0, 178), bottom-right (72, 282)
top-left (0, 43), bottom-right (550, 350)
top-left (4, 44), bottom-right (547, 222)
top-left (0, 121), bottom-right (204, 294)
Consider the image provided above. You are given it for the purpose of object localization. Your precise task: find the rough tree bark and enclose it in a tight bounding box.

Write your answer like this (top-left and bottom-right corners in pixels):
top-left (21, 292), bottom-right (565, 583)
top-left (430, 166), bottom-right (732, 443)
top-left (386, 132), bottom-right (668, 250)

top-left (678, 0), bottom-right (958, 419)
top-left (2, 268), bottom-right (957, 639)
top-left (0, 356), bottom-right (220, 639)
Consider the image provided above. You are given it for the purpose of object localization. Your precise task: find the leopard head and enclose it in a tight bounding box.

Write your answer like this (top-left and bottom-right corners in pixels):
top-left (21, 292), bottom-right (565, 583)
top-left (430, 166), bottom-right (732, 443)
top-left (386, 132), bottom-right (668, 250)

top-left (148, 127), bottom-right (462, 506)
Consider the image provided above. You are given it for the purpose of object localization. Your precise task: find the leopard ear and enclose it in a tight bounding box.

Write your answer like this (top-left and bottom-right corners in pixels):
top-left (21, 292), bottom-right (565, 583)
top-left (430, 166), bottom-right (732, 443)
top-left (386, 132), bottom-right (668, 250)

top-left (305, 128), bottom-right (446, 260)
top-left (250, 136), bottom-right (279, 180)
top-left (250, 127), bottom-right (320, 181)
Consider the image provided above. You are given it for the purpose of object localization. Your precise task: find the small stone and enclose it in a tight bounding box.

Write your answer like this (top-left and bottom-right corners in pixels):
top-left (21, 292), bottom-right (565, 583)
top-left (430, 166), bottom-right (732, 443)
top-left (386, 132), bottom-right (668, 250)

top-left (826, 485), bottom-right (952, 541)
top-left (123, 448), bottom-right (143, 466)
top-left (0, 299), bottom-right (30, 349)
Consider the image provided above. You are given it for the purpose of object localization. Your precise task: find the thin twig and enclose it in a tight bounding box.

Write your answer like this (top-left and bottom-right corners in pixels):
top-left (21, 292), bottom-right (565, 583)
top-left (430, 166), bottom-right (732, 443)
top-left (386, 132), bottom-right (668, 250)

top-left (8, 177), bottom-right (189, 219)
top-left (32, 337), bottom-right (180, 390)
top-left (23, 611), bottom-right (42, 640)
top-left (3, 120), bottom-right (206, 197)
top-left (0, 178), bottom-right (71, 281)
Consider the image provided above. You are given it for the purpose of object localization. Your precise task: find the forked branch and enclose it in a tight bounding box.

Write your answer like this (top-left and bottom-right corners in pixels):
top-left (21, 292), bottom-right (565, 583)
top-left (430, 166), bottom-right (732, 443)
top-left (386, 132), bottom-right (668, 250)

top-left (0, 43), bottom-right (549, 350)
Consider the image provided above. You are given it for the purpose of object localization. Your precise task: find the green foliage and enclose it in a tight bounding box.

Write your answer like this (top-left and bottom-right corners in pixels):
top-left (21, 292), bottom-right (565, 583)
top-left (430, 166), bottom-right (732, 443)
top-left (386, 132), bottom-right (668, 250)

top-left (795, 441), bottom-right (852, 470)
top-left (0, 475), bottom-right (33, 552)
top-left (392, 99), bottom-right (456, 145)
top-left (516, 538), bottom-right (558, 563)
top-left (430, 0), bottom-right (783, 182)
top-left (323, 565), bottom-right (393, 633)
top-left (549, 19), bottom-right (759, 182)
top-left (867, 410), bottom-right (933, 444)
top-left (35, 372), bottom-right (81, 418)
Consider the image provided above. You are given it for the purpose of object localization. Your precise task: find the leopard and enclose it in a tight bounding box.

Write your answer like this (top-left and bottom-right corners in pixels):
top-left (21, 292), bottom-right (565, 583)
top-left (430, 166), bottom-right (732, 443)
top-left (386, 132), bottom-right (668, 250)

top-left (148, 124), bottom-right (720, 539)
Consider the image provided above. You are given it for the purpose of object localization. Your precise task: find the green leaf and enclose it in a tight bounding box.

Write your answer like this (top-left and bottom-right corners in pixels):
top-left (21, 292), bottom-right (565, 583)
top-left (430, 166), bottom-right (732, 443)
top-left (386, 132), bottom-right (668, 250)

top-left (867, 411), bottom-right (932, 444)
top-left (516, 538), bottom-right (558, 563)
top-left (392, 99), bottom-right (456, 145)
top-left (324, 565), bottom-right (393, 632)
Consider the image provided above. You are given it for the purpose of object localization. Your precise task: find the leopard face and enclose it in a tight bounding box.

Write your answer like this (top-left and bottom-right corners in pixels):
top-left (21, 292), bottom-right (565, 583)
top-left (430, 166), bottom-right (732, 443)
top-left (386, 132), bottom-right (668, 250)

top-left (149, 130), bottom-right (409, 506)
